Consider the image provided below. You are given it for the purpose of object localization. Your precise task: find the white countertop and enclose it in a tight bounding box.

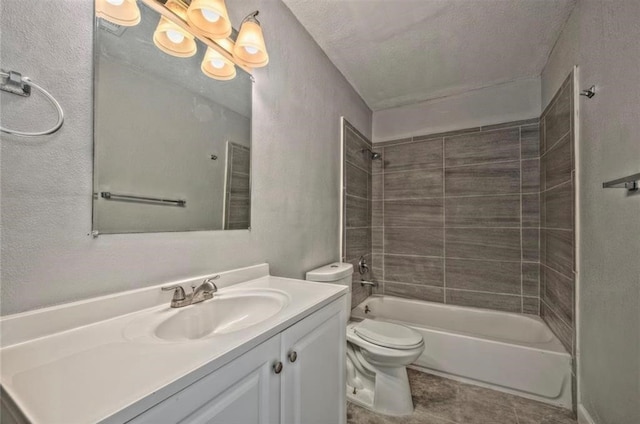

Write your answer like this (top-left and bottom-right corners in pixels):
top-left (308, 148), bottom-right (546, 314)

top-left (0, 265), bottom-right (347, 423)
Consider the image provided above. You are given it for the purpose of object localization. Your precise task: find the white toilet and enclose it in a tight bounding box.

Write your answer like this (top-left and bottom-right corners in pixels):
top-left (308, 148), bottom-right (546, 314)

top-left (306, 263), bottom-right (425, 417)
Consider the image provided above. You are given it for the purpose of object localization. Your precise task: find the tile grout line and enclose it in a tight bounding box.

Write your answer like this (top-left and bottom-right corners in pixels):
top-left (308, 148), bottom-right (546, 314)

top-left (520, 125), bottom-right (524, 313)
top-left (442, 137), bottom-right (447, 304)
top-left (381, 146), bottom-right (385, 293)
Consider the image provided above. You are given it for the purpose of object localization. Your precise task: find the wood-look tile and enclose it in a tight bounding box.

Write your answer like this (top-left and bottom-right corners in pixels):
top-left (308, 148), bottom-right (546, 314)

top-left (227, 197), bottom-right (250, 225)
top-left (351, 280), bottom-right (369, 308)
top-left (345, 127), bottom-right (372, 173)
top-left (231, 146), bottom-right (251, 175)
top-left (481, 118), bottom-right (539, 131)
top-left (345, 195), bottom-right (369, 228)
top-left (542, 265), bottom-right (574, 324)
top-left (446, 289), bottom-right (521, 313)
top-left (446, 228), bottom-right (521, 261)
top-left (521, 123), bottom-right (541, 159)
top-left (371, 228), bottom-right (383, 253)
top-left (346, 163), bottom-right (369, 198)
top-left (372, 201), bottom-right (383, 227)
top-left (521, 158), bottom-right (540, 193)
top-left (384, 169), bottom-right (442, 199)
top-left (522, 262), bottom-right (540, 297)
top-left (413, 126), bottom-right (480, 141)
top-left (445, 259), bottom-right (521, 294)
top-left (539, 119), bottom-right (546, 159)
top-left (384, 282), bottom-right (444, 303)
top-left (371, 253), bottom-right (383, 283)
top-left (384, 198), bottom-right (443, 227)
top-left (544, 180), bottom-right (573, 230)
top-left (522, 228), bottom-right (539, 262)
top-left (384, 227), bottom-right (443, 257)
top-left (227, 221), bottom-right (248, 230)
top-left (543, 133), bottom-right (572, 189)
top-left (523, 297), bottom-right (539, 315)
top-left (374, 137), bottom-right (413, 147)
top-left (229, 173), bottom-right (250, 194)
top-left (371, 173), bottom-right (383, 200)
top-left (445, 128), bottom-right (520, 167)
top-left (445, 161), bottom-right (520, 196)
top-left (345, 228), bottom-right (371, 260)
top-left (383, 139), bottom-right (443, 172)
top-left (541, 301), bottom-right (573, 353)
top-left (384, 255), bottom-right (443, 286)
top-left (445, 195), bottom-right (520, 227)
top-left (543, 229), bottom-right (573, 278)
top-left (511, 394), bottom-right (577, 424)
top-left (544, 83), bottom-right (571, 153)
top-left (522, 193), bottom-right (540, 227)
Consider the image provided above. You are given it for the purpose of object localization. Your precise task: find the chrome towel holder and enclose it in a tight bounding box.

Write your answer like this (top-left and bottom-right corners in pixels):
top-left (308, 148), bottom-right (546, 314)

top-left (0, 69), bottom-right (64, 137)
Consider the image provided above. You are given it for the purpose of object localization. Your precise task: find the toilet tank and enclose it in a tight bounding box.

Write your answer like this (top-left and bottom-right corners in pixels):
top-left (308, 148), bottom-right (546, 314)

top-left (306, 262), bottom-right (353, 317)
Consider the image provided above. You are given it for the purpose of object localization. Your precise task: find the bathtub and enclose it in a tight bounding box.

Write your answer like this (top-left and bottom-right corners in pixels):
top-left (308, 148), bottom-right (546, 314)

top-left (351, 295), bottom-right (572, 409)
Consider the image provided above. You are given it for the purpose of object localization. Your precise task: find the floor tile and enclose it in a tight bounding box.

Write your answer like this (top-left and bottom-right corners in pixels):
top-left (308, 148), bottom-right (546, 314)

top-left (347, 369), bottom-right (576, 424)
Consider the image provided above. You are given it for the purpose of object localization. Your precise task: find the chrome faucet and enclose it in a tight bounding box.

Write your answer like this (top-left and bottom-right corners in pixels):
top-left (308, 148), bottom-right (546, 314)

top-left (161, 275), bottom-right (220, 308)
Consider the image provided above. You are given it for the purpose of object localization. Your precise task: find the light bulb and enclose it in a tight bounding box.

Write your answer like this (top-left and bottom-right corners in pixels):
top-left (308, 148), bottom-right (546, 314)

top-left (210, 58), bottom-right (225, 69)
top-left (244, 45), bottom-right (259, 55)
top-left (106, 0), bottom-right (125, 5)
top-left (201, 9), bottom-right (220, 22)
top-left (166, 29), bottom-right (185, 44)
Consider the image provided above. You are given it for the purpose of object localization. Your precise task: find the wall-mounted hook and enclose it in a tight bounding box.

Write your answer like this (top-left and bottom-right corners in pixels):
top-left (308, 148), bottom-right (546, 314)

top-left (580, 85), bottom-right (596, 98)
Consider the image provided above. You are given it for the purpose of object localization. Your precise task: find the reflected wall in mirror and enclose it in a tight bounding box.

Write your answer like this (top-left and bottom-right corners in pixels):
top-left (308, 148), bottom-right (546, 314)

top-left (93, 1), bottom-right (252, 234)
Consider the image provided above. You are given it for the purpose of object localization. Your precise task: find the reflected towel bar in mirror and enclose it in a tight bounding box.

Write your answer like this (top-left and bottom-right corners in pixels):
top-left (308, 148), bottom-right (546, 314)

top-left (602, 173), bottom-right (640, 192)
top-left (100, 192), bottom-right (186, 206)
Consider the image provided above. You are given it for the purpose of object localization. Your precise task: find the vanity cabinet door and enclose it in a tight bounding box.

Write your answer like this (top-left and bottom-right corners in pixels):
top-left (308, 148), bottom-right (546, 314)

top-left (280, 297), bottom-right (347, 424)
top-left (128, 336), bottom-right (281, 424)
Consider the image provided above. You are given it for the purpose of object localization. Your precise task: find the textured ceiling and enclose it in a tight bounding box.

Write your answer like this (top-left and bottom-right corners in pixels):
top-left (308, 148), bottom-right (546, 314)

top-left (282, 0), bottom-right (576, 110)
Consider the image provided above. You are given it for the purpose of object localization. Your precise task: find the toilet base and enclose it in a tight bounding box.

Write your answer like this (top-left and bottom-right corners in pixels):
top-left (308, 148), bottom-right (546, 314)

top-left (346, 365), bottom-right (415, 417)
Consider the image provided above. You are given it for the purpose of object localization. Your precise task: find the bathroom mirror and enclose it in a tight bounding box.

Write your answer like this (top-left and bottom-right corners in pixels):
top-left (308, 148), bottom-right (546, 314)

top-left (92, 1), bottom-right (252, 234)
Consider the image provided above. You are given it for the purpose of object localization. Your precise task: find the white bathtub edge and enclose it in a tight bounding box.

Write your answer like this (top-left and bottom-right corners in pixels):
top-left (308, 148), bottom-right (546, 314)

top-left (409, 365), bottom-right (572, 410)
top-left (577, 404), bottom-right (597, 424)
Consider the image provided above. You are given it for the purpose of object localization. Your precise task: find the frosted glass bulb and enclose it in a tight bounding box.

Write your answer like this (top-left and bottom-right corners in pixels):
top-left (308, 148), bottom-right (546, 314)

top-left (106, 0), bottom-right (125, 5)
top-left (166, 29), bottom-right (184, 44)
top-left (210, 58), bottom-right (225, 69)
top-left (244, 45), bottom-right (259, 55)
top-left (201, 9), bottom-right (220, 22)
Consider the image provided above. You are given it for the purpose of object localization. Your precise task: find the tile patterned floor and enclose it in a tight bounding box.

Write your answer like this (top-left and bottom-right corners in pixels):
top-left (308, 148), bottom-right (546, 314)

top-left (347, 369), bottom-right (576, 424)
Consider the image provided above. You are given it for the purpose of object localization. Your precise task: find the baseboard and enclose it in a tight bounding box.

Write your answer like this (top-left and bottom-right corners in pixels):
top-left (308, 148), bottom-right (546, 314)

top-left (578, 404), bottom-right (596, 424)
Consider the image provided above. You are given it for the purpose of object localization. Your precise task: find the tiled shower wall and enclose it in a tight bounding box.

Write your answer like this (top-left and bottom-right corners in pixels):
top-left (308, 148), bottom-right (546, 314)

top-left (370, 119), bottom-right (542, 314)
top-left (539, 73), bottom-right (576, 355)
top-left (342, 120), bottom-right (374, 308)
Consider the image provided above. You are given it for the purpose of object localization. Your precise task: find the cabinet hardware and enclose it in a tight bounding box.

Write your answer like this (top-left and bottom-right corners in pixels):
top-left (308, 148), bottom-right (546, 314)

top-left (273, 361), bottom-right (283, 374)
top-left (288, 351), bottom-right (298, 363)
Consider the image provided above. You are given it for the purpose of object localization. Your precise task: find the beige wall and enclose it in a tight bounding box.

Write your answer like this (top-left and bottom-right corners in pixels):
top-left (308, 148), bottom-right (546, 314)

top-left (542, 1), bottom-right (640, 422)
top-left (0, 0), bottom-right (371, 315)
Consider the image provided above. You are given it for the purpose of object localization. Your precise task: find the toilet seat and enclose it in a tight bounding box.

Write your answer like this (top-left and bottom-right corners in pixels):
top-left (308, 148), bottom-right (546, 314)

top-left (353, 319), bottom-right (423, 350)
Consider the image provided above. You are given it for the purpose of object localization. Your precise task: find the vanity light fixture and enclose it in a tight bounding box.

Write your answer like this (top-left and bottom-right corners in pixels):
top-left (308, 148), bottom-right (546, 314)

top-left (186, 0), bottom-right (232, 40)
top-left (152, 0), bottom-right (197, 57)
top-left (96, 0), bottom-right (141, 27)
top-left (201, 47), bottom-right (236, 80)
top-left (96, 0), bottom-right (269, 79)
top-left (233, 11), bottom-right (269, 68)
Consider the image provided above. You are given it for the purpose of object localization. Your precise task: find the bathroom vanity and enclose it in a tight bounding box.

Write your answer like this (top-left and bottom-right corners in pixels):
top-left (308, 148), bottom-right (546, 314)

top-left (0, 264), bottom-right (347, 424)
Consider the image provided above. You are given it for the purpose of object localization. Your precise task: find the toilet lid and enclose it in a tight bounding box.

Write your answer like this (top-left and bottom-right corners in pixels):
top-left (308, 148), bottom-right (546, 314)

top-left (353, 319), bottom-right (423, 349)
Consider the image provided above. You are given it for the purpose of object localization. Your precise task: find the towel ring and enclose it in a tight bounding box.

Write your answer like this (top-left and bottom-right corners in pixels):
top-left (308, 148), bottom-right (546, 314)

top-left (0, 70), bottom-right (64, 137)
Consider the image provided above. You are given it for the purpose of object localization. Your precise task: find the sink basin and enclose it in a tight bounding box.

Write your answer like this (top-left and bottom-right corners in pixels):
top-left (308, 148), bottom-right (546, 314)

top-left (154, 289), bottom-right (289, 341)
